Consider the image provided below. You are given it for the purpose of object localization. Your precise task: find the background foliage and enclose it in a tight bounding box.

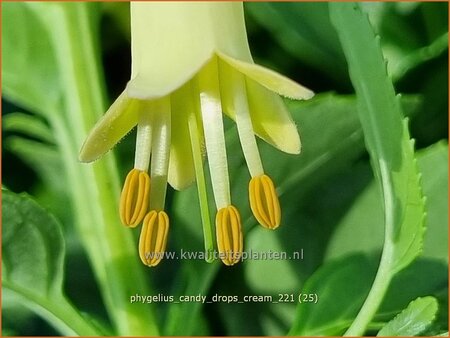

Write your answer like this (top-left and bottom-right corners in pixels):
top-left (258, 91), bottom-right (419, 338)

top-left (2, 2), bottom-right (448, 336)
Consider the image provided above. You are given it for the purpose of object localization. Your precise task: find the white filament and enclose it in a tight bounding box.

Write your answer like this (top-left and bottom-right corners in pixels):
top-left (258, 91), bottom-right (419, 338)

top-left (198, 59), bottom-right (231, 209)
top-left (134, 103), bottom-right (152, 171)
top-left (232, 73), bottom-right (264, 177)
top-left (149, 97), bottom-right (171, 211)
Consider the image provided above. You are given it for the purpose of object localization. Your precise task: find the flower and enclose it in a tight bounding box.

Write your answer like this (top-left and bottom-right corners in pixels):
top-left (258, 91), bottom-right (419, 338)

top-left (79, 2), bottom-right (313, 267)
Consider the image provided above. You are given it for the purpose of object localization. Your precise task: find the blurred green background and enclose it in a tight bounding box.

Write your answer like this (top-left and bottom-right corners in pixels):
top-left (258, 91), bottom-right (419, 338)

top-left (2, 2), bottom-right (448, 336)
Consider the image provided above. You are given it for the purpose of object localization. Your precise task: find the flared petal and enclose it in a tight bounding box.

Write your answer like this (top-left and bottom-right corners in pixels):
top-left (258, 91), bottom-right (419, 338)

top-left (219, 52), bottom-right (314, 101)
top-left (219, 60), bottom-right (301, 154)
top-left (246, 79), bottom-right (301, 154)
top-left (127, 2), bottom-right (253, 100)
top-left (79, 90), bottom-right (140, 162)
top-left (167, 85), bottom-right (196, 190)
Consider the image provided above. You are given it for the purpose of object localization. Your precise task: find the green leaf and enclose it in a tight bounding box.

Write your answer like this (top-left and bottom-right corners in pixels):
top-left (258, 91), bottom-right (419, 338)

top-left (330, 3), bottom-right (426, 335)
top-left (244, 226), bottom-right (302, 295)
top-left (289, 254), bottom-right (377, 336)
top-left (5, 137), bottom-right (62, 191)
top-left (246, 2), bottom-right (348, 82)
top-left (2, 190), bottom-right (101, 336)
top-left (362, 3), bottom-right (448, 81)
top-left (326, 142), bottom-right (448, 263)
top-left (163, 260), bottom-right (220, 335)
top-left (3, 112), bottom-right (54, 144)
top-left (2, 289), bottom-right (40, 336)
top-left (289, 255), bottom-right (446, 336)
top-left (378, 258), bottom-right (447, 323)
top-left (2, 3), bottom-right (61, 116)
top-left (377, 297), bottom-right (438, 336)
top-left (390, 32), bottom-right (448, 81)
top-left (417, 142), bottom-right (448, 262)
top-left (324, 173), bottom-right (384, 260)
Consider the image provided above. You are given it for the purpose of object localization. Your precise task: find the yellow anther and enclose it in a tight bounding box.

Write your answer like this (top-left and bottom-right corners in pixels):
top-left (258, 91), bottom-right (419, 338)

top-left (119, 169), bottom-right (150, 227)
top-left (249, 175), bottom-right (281, 230)
top-left (139, 210), bottom-right (169, 267)
top-left (216, 205), bottom-right (243, 266)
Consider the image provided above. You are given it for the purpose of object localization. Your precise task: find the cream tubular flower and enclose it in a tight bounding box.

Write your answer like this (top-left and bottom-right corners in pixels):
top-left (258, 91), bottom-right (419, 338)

top-left (79, 2), bottom-right (313, 266)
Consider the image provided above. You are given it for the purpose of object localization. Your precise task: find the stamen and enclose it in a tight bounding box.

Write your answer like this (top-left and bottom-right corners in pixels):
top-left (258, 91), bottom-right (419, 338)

top-left (197, 57), bottom-right (231, 209)
top-left (149, 97), bottom-right (171, 211)
top-left (119, 169), bottom-right (150, 227)
top-left (134, 108), bottom-right (153, 172)
top-left (216, 205), bottom-right (243, 266)
top-left (249, 175), bottom-right (281, 229)
top-left (139, 210), bottom-right (169, 267)
top-left (228, 68), bottom-right (264, 177)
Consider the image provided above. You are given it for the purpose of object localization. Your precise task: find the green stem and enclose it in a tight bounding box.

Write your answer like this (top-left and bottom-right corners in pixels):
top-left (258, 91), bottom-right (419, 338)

top-left (4, 283), bottom-right (102, 336)
top-left (344, 154), bottom-right (397, 336)
top-left (344, 158), bottom-right (396, 336)
top-left (330, 3), bottom-right (423, 335)
top-left (31, 3), bottom-right (158, 335)
top-left (344, 242), bottom-right (394, 336)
